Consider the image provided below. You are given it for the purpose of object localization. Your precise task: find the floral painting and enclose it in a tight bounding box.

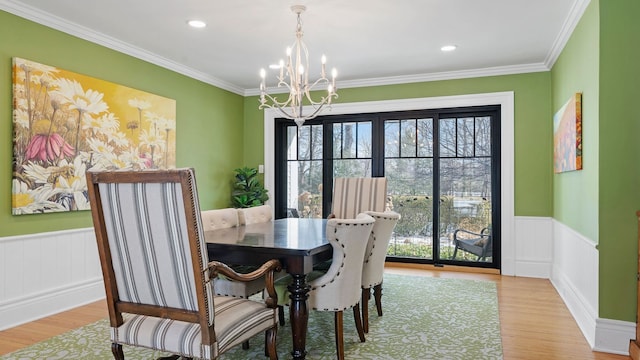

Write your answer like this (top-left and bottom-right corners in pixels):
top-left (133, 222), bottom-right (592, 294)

top-left (553, 92), bottom-right (582, 173)
top-left (12, 57), bottom-right (177, 215)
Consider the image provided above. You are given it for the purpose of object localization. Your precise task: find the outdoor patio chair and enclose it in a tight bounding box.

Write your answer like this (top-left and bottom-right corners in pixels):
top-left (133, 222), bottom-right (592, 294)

top-left (452, 226), bottom-right (492, 261)
top-left (86, 168), bottom-right (281, 360)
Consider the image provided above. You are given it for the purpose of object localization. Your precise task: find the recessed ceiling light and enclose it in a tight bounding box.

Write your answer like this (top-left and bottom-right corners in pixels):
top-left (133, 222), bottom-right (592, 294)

top-left (441, 45), bottom-right (457, 52)
top-left (187, 20), bottom-right (206, 28)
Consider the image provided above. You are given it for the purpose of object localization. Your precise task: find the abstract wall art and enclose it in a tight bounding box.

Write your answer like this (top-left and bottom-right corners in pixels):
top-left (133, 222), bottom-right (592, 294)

top-left (12, 57), bottom-right (176, 215)
top-left (553, 92), bottom-right (582, 173)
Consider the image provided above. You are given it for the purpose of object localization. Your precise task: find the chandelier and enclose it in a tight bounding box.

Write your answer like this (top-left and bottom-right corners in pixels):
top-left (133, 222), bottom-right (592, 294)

top-left (259, 5), bottom-right (338, 127)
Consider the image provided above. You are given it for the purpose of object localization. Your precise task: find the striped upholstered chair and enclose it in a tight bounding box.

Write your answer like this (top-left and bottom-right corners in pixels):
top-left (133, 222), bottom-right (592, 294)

top-left (86, 168), bottom-right (281, 360)
top-left (330, 177), bottom-right (388, 219)
top-left (313, 176), bottom-right (387, 273)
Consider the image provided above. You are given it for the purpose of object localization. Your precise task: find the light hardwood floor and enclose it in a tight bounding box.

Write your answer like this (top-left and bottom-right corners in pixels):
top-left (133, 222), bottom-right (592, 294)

top-left (0, 264), bottom-right (631, 359)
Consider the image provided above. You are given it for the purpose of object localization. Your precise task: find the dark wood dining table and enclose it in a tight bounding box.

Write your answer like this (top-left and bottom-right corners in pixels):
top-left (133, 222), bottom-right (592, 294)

top-left (204, 218), bottom-right (331, 360)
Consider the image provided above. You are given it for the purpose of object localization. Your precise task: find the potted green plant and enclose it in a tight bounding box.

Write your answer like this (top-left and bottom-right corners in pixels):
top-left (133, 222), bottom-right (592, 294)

top-left (231, 167), bottom-right (269, 208)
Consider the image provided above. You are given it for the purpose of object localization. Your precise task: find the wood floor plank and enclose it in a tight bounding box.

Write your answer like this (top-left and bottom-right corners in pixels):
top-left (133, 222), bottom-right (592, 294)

top-left (0, 266), bottom-right (630, 359)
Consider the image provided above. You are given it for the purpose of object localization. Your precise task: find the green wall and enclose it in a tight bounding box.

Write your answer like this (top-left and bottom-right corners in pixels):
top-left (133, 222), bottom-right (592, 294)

top-left (7, 0), bottom-right (637, 325)
top-left (244, 73), bottom-right (554, 217)
top-left (551, 0), bottom-right (600, 243)
top-left (0, 11), bottom-right (244, 237)
top-left (552, 0), bottom-right (640, 322)
top-left (597, 0), bottom-right (640, 321)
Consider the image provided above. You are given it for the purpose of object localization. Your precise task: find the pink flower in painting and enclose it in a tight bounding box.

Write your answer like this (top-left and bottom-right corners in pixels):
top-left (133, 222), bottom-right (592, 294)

top-left (139, 152), bottom-right (153, 169)
top-left (26, 133), bottom-right (74, 162)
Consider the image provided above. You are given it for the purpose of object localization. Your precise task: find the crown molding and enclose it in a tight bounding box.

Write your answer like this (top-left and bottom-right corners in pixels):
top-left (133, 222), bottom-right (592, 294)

top-left (544, 0), bottom-right (591, 68)
top-left (2, 0), bottom-right (580, 98)
top-left (244, 63), bottom-right (549, 96)
top-left (0, 0), bottom-right (245, 95)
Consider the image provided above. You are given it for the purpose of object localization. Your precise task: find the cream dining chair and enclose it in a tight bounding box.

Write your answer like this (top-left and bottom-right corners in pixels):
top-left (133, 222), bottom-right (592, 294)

top-left (86, 168), bottom-right (281, 360)
top-left (238, 204), bottom-right (273, 225)
top-left (201, 208), bottom-right (268, 300)
top-left (276, 214), bottom-right (375, 360)
top-left (361, 210), bottom-right (401, 333)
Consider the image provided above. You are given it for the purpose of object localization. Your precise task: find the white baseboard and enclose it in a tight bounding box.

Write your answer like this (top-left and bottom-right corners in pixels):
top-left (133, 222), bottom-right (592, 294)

top-left (594, 318), bottom-right (636, 355)
top-left (0, 278), bottom-right (105, 330)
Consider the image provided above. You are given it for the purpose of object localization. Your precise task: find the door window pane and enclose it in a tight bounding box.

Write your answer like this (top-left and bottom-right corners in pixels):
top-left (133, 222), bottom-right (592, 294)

top-left (417, 118), bottom-right (433, 157)
top-left (333, 123), bottom-right (342, 158)
top-left (400, 119), bottom-right (416, 157)
top-left (287, 159), bottom-right (323, 218)
top-left (438, 157), bottom-right (492, 262)
top-left (385, 120), bottom-right (400, 157)
top-left (439, 118), bottom-right (456, 157)
top-left (342, 122), bottom-right (357, 158)
top-left (311, 124), bottom-right (323, 159)
top-left (298, 125), bottom-right (311, 160)
top-left (385, 158), bottom-right (433, 259)
top-left (357, 122), bottom-right (372, 158)
top-left (475, 116), bottom-right (491, 156)
top-left (457, 117), bottom-right (475, 157)
top-left (333, 159), bottom-right (371, 178)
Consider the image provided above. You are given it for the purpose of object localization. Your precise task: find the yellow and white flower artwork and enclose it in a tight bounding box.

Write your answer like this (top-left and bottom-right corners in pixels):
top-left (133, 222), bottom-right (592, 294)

top-left (11, 57), bottom-right (177, 215)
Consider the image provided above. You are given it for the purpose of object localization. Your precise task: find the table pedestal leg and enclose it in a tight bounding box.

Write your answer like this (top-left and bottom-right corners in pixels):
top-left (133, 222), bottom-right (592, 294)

top-left (288, 274), bottom-right (310, 359)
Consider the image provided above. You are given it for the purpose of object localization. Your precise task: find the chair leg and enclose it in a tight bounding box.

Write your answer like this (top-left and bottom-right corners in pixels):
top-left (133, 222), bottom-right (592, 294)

top-left (242, 340), bottom-right (250, 350)
top-left (361, 288), bottom-right (370, 333)
top-left (111, 343), bottom-right (124, 360)
top-left (334, 311), bottom-right (345, 360)
top-left (265, 327), bottom-right (279, 360)
top-left (353, 303), bottom-right (366, 343)
top-left (278, 305), bottom-right (285, 326)
top-left (373, 284), bottom-right (383, 316)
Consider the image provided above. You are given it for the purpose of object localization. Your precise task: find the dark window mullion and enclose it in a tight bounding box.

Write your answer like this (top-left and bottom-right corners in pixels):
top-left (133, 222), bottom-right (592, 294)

top-left (433, 115), bottom-right (441, 263)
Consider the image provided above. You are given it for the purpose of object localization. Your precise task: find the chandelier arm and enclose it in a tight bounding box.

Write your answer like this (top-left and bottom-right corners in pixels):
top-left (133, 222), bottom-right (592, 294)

top-left (260, 92), bottom-right (293, 109)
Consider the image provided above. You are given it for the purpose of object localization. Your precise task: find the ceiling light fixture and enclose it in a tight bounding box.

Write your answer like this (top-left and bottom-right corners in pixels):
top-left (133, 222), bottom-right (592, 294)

top-left (187, 20), bottom-right (206, 28)
top-left (259, 5), bottom-right (337, 127)
top-left (441, 45), bottom-right (457, 52)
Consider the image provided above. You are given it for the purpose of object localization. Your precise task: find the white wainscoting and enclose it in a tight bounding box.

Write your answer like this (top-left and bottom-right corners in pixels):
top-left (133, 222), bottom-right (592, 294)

top-left (0, 227), bottom-right (104, 330)
top-left (1, 219), bottom-right (635, 355)
top-left (550, 219), bottom-right (635, 355)
top-left (513, 216), bottom-right (553, 278)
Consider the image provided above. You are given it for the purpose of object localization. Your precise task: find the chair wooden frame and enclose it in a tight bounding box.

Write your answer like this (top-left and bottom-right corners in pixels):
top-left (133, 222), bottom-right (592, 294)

top-left (87, 169), bottom-right (281, 360)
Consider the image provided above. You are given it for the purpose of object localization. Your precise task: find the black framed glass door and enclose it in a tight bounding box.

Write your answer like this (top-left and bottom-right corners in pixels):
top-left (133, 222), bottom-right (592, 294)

top-left (274, 106), bottom-right (500, 269)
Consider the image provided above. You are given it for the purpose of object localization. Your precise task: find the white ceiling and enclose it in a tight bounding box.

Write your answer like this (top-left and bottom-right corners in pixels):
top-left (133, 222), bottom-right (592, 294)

top-left (1, 0), bottom-right (588, 95)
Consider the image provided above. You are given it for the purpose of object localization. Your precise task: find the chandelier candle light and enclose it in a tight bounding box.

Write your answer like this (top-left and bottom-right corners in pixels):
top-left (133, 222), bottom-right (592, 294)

top-left (259, 5), bottom-right (338, 127)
